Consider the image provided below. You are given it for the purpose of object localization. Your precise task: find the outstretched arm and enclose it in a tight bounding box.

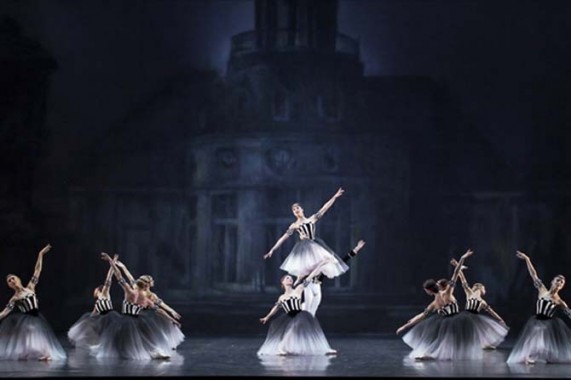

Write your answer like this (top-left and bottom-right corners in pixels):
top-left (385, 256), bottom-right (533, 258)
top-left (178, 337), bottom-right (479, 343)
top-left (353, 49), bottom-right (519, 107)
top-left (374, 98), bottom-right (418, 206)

top-left (312, 188), bottom-right (344, 220)
top-left (264, 227), bottom-right (294, 259)
top-left (115, 259), bottom-right (136, 287)
top-left (445, 249), bottom-right (473, 296)
top-left (260, 301), bottom-right (281, 324)
top-left (0, 298), bottom-right (16, 321)
top-left (450, 258), bottom-right (471, 296)
top-left (27, 244), bottom-right (52, 291)
top-left (154, 307), bottom-right (181, 327)
top-left (342, 240), bottom-right (366, 263)
top-left (101, 252), bottom-right (136, 298)
top-left (148, 291), bottom-right (181, 320)
top-left (482, 302), bottom-right (508, 327)
top-left (516, 251), bottom-right (546, 291)
top-left (396, 303), bottom-right (436, 335)
top-left (100, 255), bottom-right (119, 297)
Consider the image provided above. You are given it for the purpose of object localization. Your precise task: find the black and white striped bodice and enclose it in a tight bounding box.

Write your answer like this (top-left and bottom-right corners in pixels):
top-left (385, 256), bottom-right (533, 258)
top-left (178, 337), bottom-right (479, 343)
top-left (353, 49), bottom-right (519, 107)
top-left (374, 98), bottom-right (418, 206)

top-left (280, 296), bottom-right (303, 316)
top-left (122, 300), bottom-right (143, 316)
top-left (536, 297), bottom-right (557, 319)
top-left (95, 298), bottom-right (113, 314)
top-left (438, 302), bottom-right (459, 317)
top-left (297, 221), bottom-right (316, 240)
top-left (16, 293), bottom-right (39, 313)
top-left (465, 298), bottom-right (482, 313)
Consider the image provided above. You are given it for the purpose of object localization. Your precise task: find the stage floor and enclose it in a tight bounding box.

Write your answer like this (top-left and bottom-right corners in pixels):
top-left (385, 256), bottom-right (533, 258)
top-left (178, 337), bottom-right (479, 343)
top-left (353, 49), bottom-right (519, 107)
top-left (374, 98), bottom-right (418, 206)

top-left (1, 335), bottom-right (570, 378)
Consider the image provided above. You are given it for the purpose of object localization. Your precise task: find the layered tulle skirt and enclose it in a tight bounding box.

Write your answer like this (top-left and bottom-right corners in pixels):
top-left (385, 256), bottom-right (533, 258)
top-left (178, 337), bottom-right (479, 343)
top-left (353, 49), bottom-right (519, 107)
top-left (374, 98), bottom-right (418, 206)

top-left (463, 311), bottom-right (508, 349)
top-left (68, 311), bottom-right (122, 350)
top-left (91, 313), bottom-right (173, 360)
top-left (402, 312), bottom-right (483, 360)
top-left (507, 316), bottom-right (571, 363)
top-left (0, 311), bottom-right (66, 360)
top-left (139, 310), bottom-right (185, 350)
top-left (402, 314), bottom-right (442, 356)
top-left (257, 311), bottom-right (335, 356)
top-left (279, 238), bottom-right (348, 279)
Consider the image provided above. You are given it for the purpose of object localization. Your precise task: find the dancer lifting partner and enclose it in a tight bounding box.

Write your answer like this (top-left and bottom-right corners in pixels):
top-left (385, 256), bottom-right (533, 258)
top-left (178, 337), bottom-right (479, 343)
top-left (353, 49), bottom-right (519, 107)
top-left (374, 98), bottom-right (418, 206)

top-left (257, 257), bottom-right (338, 356)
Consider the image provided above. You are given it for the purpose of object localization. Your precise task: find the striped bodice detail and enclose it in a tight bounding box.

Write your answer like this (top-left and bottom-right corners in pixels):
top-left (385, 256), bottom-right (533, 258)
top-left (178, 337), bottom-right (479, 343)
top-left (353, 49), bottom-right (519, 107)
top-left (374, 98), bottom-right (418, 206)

top-left (536, 298), bottom-right (557, 318)
top-left (280, 297), bottom-right (302, 315)
top-left (465, 298), bottom-right (482, 313)
top-left (16, 293), bottom-right (39, 313)
top-left (95, 298), bottom-right (113, 313)
top-left (297, 222), bottom-right (316, 240)
top-left (438, 302), bottom-right (459, 317)
top-left (122, 300), bottom-right (143, 316)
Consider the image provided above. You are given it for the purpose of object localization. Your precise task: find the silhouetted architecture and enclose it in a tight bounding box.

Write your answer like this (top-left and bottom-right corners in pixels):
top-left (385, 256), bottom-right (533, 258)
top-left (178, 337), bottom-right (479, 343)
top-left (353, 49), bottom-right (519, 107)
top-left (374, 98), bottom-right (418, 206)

top-left (64, 0), bottom-right (516, 331)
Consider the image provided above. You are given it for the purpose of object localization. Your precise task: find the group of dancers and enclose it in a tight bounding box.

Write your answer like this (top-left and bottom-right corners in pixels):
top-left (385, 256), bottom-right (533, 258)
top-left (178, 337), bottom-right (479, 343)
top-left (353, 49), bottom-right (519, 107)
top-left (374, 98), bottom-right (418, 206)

top-left (396, 249), bottom-right (571, 364)
top-left (0, 186), bottom-right (570, 365)
top-left (0, 245), bottom-right (184, 361)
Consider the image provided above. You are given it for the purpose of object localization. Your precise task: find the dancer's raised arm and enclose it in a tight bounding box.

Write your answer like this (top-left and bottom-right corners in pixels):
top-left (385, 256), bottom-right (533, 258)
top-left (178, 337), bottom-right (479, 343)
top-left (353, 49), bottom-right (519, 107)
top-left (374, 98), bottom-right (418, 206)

top-left (101, 252), bottom-right (136, 299)
top-left (27, 244), bottom-right (52, 291)
top-left (450, 258), bottom-right (471, 295)
top-left (100, 254), bottom-right (119, 298)
top-left (312, 188), bottom-right (344, 221)
top-left (516, 251), bottom-right (546, 291)
top-left (115, 259), bottom-right (136, 286)
top-left (443, 249), bottom-right (473, 296)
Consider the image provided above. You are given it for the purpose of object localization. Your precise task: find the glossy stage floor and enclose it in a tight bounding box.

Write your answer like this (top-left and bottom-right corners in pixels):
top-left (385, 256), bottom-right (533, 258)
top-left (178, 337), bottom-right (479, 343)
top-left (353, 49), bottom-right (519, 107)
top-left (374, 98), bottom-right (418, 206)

top-left (1, 335), bottom-right (571, 378)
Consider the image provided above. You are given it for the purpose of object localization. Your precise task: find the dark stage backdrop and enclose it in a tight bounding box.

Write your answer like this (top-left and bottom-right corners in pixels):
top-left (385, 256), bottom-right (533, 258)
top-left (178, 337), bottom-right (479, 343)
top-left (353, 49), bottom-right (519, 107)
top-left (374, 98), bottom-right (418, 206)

top-left (0, 0), bottom-right (569, 335)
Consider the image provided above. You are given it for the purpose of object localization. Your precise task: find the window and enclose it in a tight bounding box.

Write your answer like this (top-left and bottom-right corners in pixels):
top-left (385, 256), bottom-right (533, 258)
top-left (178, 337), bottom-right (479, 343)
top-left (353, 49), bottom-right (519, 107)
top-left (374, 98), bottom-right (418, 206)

top-left (211, 193), bottom-right (238, 285)
top-left (272, 91), bottom-right (290, 121)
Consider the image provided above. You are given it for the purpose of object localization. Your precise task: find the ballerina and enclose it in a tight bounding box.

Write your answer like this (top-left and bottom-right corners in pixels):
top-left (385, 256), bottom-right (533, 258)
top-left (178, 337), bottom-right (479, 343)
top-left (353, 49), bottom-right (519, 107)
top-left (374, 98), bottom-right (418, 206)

top-left (0, 244), bottom-right (66, 361)
top-left (506, 251), bottom-right (571, 364)
top-left (263, 188), bottom-right (348, 280)
top-left (67, 254), bottom-right (122, 350)
top-left (449, 257), bottom-right (509, 350)
top-left (113, 260), bottom-right (184, 350)
top-left (257, 257), bottom-right (337, 356)
top-left (396, 277), bottom-right (444, 360)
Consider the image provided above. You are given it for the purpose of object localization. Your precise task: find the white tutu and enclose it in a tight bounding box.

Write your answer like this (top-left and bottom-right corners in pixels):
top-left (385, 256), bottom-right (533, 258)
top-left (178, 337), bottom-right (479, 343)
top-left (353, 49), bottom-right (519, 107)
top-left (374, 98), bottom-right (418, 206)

top-left (92, 313), bottom-right (173, 360)
top-left (279, 238), bottom-right (348, 278)
top-left (0, 311), bottom-right (66, 360)
top-left (507, 316), bottom-right (571, 363)
top-left (139, 310), bottom-right (185, 350)
top-left (403, 312), bottom-right (482, 360)
top-left (258, 311), bottom-right (334, 356)
top-left (68, 311), bottom-right (122, 350)
top-left (402, 314), bottom-right (442, 356)
top-left (463, 311), bottom-right (508, 349)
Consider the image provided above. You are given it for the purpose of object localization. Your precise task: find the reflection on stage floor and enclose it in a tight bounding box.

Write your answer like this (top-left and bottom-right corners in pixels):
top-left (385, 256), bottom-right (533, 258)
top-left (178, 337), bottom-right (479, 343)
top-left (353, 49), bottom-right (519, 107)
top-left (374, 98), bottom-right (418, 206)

top-left (0, 335), bottom-right (570, 377)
